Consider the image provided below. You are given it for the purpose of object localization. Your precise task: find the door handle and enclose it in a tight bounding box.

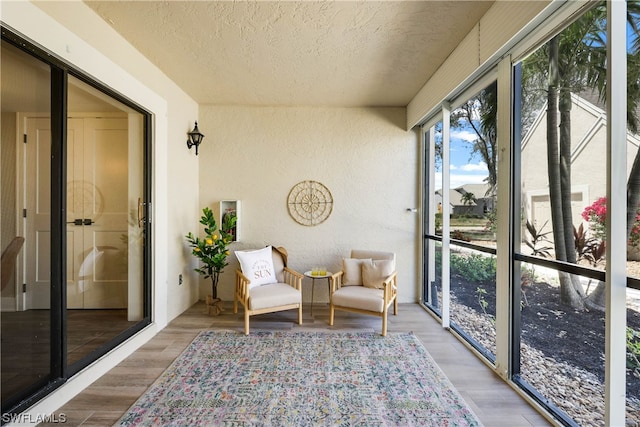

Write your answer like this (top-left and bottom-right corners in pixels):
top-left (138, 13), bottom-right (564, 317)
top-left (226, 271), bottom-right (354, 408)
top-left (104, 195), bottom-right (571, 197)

top-left (138, 197), bottom-right (145, 228)
top-left (66, 219), bottom-right (94, 226)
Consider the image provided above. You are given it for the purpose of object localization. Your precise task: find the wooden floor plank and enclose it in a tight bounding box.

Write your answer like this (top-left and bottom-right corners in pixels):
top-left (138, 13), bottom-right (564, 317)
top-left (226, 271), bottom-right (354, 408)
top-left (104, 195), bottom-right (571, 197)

top-left (39, 301), bottom-right (552, 426)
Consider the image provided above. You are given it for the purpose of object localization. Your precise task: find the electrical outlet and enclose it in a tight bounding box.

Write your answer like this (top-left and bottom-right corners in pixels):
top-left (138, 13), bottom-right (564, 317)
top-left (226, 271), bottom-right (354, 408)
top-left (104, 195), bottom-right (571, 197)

top-left (179, 274), bottom-right (183, 285)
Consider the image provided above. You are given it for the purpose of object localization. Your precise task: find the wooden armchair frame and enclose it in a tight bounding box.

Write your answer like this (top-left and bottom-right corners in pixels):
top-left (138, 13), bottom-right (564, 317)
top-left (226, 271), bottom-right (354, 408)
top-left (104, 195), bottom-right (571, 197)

top-left (328, 252), bottom-right (398, 336)
top-left (234, 266), bottom-right (303, 335)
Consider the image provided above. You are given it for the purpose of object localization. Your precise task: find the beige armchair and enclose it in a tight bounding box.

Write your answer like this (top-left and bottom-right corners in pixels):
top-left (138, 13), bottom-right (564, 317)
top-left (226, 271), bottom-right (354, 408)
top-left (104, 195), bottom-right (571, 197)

top-left (329, 249), bottom-right (398, 336)
top-left (234, 246), bottom-right (303, 335)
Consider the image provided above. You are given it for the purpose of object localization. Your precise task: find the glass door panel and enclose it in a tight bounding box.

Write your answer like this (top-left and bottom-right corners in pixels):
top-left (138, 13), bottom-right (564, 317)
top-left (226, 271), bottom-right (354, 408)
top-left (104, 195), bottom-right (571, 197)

top-left (627, 3), bottom-right (640, 413)
top-left (423, 122), bottom-right (443, 313)
top-left (66, 76), bottom-right (145, 365)
top-left (448, 82), bottom-right (498, 361)
top-left (1, 29), bottom-right (151, 414)
top-left (1, 41), bottom-right (52, 410)
top-left (515, 6), bottom-right (611, 422)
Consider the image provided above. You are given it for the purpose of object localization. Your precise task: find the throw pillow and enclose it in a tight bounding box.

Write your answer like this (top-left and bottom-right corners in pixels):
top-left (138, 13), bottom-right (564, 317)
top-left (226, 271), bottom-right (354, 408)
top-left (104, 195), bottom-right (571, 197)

top-left (342, 258), bottom-right (372, 286)
top-left (362, 259), bottom-right (395, 289)
top-left (235, 246), bottom-right (277, 288)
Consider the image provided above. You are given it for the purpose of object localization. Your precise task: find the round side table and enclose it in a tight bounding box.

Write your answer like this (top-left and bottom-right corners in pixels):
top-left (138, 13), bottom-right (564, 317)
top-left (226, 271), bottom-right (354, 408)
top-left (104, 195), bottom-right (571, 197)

top-left (304, 271), bottom-right (332, 315)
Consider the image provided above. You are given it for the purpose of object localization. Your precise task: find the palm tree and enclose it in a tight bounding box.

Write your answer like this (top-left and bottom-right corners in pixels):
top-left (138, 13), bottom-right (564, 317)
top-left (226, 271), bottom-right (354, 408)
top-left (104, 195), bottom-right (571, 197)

top-left (522, 2), bottom-right (640, 310)
top-left (461, 191), bottom-right (476, 206)
top-left (451, 82), bottom-right (498, 195)
top-left (587, 3), bottom-right (640, 309)
top-left (460, 191), bottom-right (477, 215)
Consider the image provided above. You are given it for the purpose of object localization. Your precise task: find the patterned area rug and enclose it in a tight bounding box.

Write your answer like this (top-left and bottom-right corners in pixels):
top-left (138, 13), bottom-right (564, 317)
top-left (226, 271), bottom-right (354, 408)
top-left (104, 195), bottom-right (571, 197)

top-left (118, 331), bottom-right (482, 426)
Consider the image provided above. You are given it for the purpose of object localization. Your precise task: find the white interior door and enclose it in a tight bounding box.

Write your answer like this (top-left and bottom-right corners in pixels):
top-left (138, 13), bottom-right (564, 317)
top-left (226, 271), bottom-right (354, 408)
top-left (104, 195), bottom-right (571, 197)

top-left (67, 117), bottom-right (129, 309)
top-left (23, 116), bottom-right (52, 310)
top-left (66, 118), bottom-right (85, 309)
top-left (25, 115), bottom-right (129, 309)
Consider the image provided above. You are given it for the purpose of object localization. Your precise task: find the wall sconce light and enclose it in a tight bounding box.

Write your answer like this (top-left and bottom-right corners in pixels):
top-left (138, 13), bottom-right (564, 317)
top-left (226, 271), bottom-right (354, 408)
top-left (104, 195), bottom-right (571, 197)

top-left (186, 121), bottom-right (204, 155)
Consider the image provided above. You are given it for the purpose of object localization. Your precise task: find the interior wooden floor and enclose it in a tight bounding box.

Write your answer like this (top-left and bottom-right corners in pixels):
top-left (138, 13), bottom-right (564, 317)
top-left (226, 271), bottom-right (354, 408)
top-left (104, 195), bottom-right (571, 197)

top-left (39, 301), bottom-right (552, 426)
top-left (1, 309), bottom-right (135, 404)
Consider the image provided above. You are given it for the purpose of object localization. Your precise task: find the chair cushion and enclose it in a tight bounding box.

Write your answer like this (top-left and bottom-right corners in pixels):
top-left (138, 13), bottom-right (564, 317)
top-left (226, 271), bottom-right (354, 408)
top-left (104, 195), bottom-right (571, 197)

top-left (249, 283), bottom-right (301, 310)
top-left (351, 250), bottom-right (395, 263)
top-left (342, 257), bottom-right (371, 286)
top-left (362, 259), bottom-right (395, 289)
top-left (235, 246), bottom-right (277, 288)
top-left (332, 286), bottom-right (384, 312)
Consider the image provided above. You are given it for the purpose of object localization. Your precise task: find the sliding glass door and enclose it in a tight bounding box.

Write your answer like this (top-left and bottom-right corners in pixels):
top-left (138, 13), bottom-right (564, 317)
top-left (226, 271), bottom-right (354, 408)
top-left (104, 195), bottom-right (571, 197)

top-left (64, 76), bottom-right (147, 366)
top-left (421, 80), bottom-right (498, 363)
top-left (0, 40), bottom-right (53, 409)
top-left (1, 30), bottom-right (152, 415)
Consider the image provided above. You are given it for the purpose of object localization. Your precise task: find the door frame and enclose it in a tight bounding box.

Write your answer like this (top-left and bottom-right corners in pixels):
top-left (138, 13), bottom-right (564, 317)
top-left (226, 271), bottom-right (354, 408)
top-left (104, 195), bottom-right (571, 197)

top-left (2, 30), bottom-right (153, 415)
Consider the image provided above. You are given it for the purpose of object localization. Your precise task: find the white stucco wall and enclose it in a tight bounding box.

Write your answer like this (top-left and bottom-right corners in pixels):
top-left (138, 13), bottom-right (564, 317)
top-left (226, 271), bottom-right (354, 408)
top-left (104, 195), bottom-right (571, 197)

top-left (197, 106), bottom-right (420, 304)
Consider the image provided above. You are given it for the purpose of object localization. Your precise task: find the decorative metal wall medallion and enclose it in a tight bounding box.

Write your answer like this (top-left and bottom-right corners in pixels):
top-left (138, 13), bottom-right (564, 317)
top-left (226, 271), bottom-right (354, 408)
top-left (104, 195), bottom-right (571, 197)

top-left (67, 180), bottom-right (104, 223)
top-left (287, 180), bottom-right (333, 226)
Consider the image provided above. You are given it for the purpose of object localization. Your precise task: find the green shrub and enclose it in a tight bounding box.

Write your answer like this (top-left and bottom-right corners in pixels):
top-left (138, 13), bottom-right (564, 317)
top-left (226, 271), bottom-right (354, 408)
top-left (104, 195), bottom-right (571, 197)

top-left (627, 327), bottom-right (640, 379)
top-left (450, 252), bottom-right (497, 285)
top-left (435, 213), bottom-right (442, 231)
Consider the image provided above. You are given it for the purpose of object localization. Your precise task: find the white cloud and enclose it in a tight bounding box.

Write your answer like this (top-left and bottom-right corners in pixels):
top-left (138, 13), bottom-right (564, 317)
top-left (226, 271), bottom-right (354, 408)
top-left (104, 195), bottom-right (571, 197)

top-left (459, 161), bottom-right (488, 172)
top-left (450, 129), bottom-right (478, 143)
top-left (449, 161), bottom-right (488, 172)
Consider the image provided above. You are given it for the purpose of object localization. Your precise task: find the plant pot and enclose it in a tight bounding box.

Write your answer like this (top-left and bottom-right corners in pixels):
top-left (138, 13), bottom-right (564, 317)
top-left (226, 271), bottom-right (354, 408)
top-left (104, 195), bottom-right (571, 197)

top-left (206, 294), bottom-right (224, 316)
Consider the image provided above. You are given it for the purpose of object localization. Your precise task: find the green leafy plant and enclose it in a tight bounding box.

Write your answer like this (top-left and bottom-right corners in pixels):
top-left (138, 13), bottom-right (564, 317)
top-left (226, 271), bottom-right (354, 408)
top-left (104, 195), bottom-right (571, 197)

top-left (476, 286), bottom-right (488, 313)
top-left (627, 327), bottom-right (640, 379)
top-left (522, 220), bottom-right (553, 307)
top-left (185, 207), bottom-right (236, 299)
top-left (525, 220), bottom-right (553, 258)
top-left (450, 252), bottom-right (496, 285)
top-left (573, 223), bottom-right (606, 293)
top-left (221, 208), bottom-right (237, 241)
top-left (574, 223), bottom-right (606, 267)
top-left (435, 212), bottom-right (443, 232)
top-left (475, 286), bottom-right (495, 325)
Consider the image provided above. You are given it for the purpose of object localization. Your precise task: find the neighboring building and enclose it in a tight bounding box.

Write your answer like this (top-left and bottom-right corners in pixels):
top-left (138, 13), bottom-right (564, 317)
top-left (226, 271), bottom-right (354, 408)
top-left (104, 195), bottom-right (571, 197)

top-left (520, 91), bottom-right (640, 231)
top-left (435, 183), bottom-right (494, 216)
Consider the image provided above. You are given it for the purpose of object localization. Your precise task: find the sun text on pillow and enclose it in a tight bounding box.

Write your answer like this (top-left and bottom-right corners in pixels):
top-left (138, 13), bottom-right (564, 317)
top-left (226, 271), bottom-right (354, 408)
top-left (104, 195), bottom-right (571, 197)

top-left (235, 246), bottom-right (277, 288)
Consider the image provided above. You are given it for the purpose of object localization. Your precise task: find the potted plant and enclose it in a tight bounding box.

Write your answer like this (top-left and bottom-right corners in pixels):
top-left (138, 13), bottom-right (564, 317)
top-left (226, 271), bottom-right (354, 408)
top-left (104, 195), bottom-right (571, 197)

top-left (221, 208), bottom-right (237, 241)
top-left (186, 207), bottom-right (236, 315)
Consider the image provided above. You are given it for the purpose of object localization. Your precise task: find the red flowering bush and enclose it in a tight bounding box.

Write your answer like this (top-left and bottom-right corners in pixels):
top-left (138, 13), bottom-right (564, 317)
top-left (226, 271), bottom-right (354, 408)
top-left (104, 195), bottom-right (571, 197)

top-left (581, 197), bottom-right (607, 240)
top-left (581, 197), bottom-right (640, 246)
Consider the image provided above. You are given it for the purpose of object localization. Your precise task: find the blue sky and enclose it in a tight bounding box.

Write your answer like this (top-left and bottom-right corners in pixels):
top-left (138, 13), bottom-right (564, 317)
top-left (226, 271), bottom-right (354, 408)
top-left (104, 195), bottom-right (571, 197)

top-left (434, 124), bottom-right (489, 190)
top-left (431, 16), bottom-right (639, 192)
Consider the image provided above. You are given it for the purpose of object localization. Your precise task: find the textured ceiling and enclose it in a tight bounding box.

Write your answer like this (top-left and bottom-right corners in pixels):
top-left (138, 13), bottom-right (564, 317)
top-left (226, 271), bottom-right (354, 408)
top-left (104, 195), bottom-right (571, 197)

top-left (84, 1), bottom-right (493, 107)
